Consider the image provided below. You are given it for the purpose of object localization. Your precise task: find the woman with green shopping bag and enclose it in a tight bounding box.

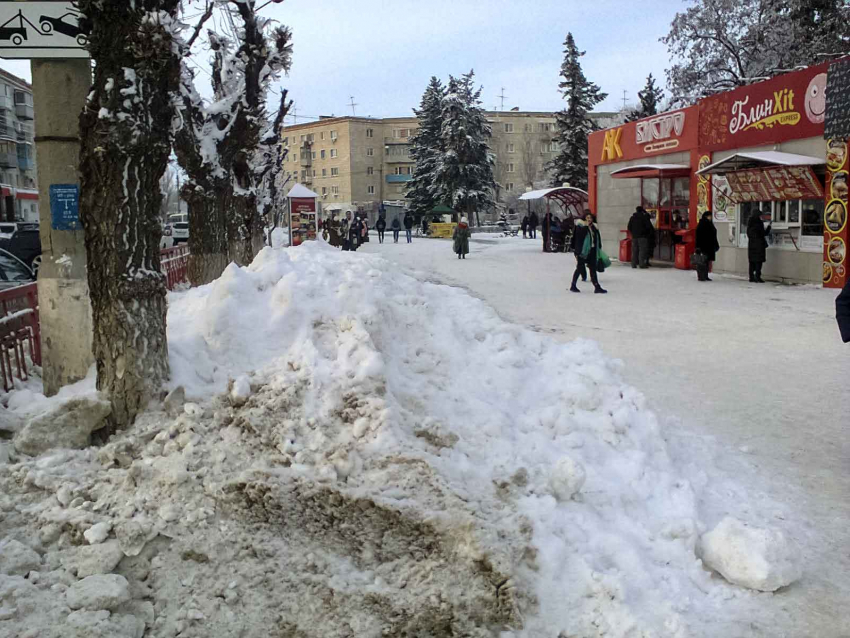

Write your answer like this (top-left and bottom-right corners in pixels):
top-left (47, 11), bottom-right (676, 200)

top-left (569, 211), bottom-right (608, 294)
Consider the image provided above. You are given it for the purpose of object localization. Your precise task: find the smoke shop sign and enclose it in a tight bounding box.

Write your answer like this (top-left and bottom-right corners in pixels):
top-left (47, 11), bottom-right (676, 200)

top-left (636, 111), bottom-right (686, 153)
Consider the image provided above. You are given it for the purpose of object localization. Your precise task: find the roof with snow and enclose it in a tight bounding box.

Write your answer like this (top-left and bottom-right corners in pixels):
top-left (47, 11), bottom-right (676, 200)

top-left (286, 184), bottom-right (319, 199)
top-left (696, 151), bottom-right (825, 176)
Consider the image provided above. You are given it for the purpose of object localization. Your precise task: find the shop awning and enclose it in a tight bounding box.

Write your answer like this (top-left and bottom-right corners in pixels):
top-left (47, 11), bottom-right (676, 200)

top-left (696, 151), bottom-right (824, 176)
top-left (609, 164), bottom-right (690, 179)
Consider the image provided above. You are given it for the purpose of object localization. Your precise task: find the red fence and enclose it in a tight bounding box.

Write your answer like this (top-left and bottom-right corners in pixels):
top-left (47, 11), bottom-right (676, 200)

top-left (161, 245), bottom-right (190, 291)
top-left (0, 247), bottom-right (190, 392)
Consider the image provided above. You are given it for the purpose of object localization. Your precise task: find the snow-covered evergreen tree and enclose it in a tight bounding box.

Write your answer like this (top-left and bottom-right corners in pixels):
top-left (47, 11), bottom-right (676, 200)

top-left (432, 71), bottom-right (495, 226)
top-left (546, 33), bottom-right (607, 190)
top-left (406, 77), bottom-right (445, 217)
top-left (627, 73), bottom-right (664, 122)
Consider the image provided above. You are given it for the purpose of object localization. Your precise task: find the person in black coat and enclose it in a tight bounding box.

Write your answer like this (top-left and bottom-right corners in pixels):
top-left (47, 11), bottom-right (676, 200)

top-left (542, 212), bottom-right (553, 252)
top-left (529, 211), bottom-right (539, 239)
top-left (403, 212), bottom-right (414, 243)
top-left (837, 280), bottom-right (850, 343)
top-left (391, 217), bottom-right (401, 243)
top-left (569, 212), bottom-right (606, 294)
top-left (695, 211), bottom-right (720, 280)
top-left (375, 215), bottom-right (386, 244)
top-left (746, 209), bottom-right (771, 283)
top-left (627, 206), bottom-right (652, 269)
top-left (521, 215), bottom-right (529, 239)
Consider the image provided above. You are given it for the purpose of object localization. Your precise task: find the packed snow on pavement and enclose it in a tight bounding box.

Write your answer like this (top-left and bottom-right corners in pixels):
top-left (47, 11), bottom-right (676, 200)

top-left (0, 240), bottom-right (816, 637)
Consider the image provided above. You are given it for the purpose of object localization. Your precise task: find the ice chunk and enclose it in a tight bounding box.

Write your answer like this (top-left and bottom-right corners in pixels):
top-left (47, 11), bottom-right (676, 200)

top-left (700, 516), bottom-right (802, 592)
top-left (548, 456), bottom-right (586, 501)
top-left (66, 574), bottom-right (131, 610)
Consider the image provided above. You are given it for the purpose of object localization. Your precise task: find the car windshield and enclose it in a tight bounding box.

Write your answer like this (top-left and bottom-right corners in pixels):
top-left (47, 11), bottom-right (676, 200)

top-left (0, 253), bottom-right (32, 282)
top-left (175, 223), bottom-right (189, 229)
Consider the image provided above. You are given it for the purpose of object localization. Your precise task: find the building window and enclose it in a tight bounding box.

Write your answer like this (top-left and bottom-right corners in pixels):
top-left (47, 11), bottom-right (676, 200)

top-left (539, 123), bottom-right (554, 132)
top-left (330, 149), bottom-right (338, 158)
top-left (524, 123), bottom-right (534, 132)
top-left (300, 134), bottom-right (305, 142)
top-left (506, 182), bottom-right (515, 191)
top-left (367, 185), bottom-right (375, 194)
top-left (366, 147), bottom-right (374, 156)
top-left (322, 168), bottom-right (327, 177)
top-left (311, 151), bottom-right (316, 160)
top-left (321, 132), bottom-right (325, 140)
top-left (330, 130), bottom-right (337, 140)
top-left (366, 128), bottom-right (374, 138)
top-left (282, 136), bottom-right (288, 146)
top-left (548, 141), bottom-right (559, 152)
top-left (393, 128), bottom-right (412, 138)
top-left (332, 185), bottom-right (339, 195)
top-left (312, 169), bottom-right (316, 177)
top-left (504, 123), bottom-right (514, 133)
top-left (394, 166), bottom-right (412, 175)
top-left (507, 143), bottom-right (515, 153)
top-left (507, 163), bottom-right (515, 173)
top-left (367, 167), bottom-right (374, 175)
top-left (331, 167), bottom-right (339, 176)
top-left (322, 187), bottom-right (327, 195)
top-left (321, 149), bottom-right (326, 159)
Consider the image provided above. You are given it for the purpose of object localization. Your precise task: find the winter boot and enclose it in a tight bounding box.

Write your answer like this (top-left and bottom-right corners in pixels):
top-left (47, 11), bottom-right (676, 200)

top-left (594, 286), bottom-right (608, 294)
top-left (569, 286), bottom-right (580, 293)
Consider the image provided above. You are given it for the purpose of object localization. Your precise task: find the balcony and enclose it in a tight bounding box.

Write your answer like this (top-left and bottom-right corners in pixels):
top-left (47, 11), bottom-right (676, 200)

top-left (386, 174), bottom-right (412, 183)
top-left (15, 127), bottom-right (32, 142)
top-left (0, 124), bottom-right (13, 140)
top-left (0, 96), bottom-right (11, 111)
top-left (300, 154), bottom-right (312, 166)
top-left (17, 156), bottom-right (34, 170)
top-left (0, 152), bottom-right (17, 167)
top-left (15, 103), bottom-right (33, 120)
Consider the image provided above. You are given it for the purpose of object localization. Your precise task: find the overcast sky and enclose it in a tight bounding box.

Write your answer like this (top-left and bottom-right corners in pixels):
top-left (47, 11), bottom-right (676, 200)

top-left (0, 0), bottom-right (685, 123)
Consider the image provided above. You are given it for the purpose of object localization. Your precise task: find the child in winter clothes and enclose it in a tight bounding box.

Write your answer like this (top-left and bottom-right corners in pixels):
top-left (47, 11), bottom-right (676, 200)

top-left (691, 248), bottom-right (709, 281)
top-left (453, 216), bottom-right (471, 259)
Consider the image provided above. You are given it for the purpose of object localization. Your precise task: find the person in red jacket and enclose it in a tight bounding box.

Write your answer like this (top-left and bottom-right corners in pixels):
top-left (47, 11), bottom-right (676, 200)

top-left (837, 280), bottom-right (850, 343)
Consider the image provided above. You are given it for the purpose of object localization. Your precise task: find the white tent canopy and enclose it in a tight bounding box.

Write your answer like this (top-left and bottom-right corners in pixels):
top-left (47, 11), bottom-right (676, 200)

top-left (286, 183), bottom-right (319, 198)
top-left (519, 186), bottom-right (589, 201)
top-left (695, 151), bottom-right (824, 176)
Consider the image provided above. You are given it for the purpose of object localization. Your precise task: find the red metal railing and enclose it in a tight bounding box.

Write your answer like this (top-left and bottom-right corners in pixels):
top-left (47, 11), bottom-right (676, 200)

top-left (0, 247), bottom-right (190, 392)
top-left (0, 283), bottom-right (40, 392)
top-left (161, 245), bottom-right (190, 291)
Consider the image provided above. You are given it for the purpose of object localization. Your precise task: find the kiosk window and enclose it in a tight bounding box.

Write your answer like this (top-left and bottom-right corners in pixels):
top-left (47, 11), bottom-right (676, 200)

top-left (672, 178), bottom-right (690, 208)
top-left (641, 178), bottom-right (659, 210)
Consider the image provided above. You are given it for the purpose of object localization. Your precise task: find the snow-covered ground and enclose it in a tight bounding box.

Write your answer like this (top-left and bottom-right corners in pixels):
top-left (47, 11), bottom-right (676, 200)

top-left (0, 238), bottom-right (844, 637)
top-left (362, 233), bottom-right (850, 637)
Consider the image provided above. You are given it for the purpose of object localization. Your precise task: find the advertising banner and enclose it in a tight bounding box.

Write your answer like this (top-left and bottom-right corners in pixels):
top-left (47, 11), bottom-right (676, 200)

top-left (823, 138), bottom-right (849, 288)
top-left (699, 62), bottom-right (830, 152)
top-left (290, 197), bottom-right (317, 247)
top-left (589, 105), bottom-right (699, 165)
top-left (724, 166), bottom-right (824, 203)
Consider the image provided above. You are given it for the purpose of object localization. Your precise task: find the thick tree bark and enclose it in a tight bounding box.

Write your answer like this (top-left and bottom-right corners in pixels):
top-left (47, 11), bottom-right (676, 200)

top-left (184, 184), bottom-right (229, 286)
top-left (78, 1), bottom-right (180, 427)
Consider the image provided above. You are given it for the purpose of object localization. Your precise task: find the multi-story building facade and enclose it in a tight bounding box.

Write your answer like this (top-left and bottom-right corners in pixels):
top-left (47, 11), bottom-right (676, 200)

top-left (282, 110), bottom-right (622, 222)
top-left (0, 69), bottom-right (37, 223)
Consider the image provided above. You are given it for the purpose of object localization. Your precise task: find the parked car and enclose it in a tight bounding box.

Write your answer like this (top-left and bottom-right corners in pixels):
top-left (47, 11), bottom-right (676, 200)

top-left (0, 248), bottom-right (35, 290)
top-left (0, 226), bottom-right (41, 274)
top-left (168, 213), bottom-right (188, 244)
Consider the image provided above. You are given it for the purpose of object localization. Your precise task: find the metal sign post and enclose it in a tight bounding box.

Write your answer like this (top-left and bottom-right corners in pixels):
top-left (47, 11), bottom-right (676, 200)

top-left (1, 0), bottom-right (93, 393)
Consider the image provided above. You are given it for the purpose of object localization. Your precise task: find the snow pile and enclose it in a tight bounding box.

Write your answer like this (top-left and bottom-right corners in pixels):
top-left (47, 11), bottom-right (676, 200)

top-left (699, 517), bottom-right (802, 592)
top-left (0, 242), bottom-right (763, 637)
top-left (268, 226), bottom-right (289, 247)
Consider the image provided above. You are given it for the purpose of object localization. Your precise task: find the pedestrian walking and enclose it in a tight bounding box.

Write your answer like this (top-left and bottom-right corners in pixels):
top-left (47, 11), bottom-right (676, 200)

top-left (391, 217), bottom-right (401, 243)
top-left (627, 205), bottom-right (652, 268)
top-left (346, 212), bottom-right (362, 252)
top-left (403, 212), bottom-right (414, 243)
top-left (695, 211), bottom-right (720, 281)
top-left (341, 211), bottom-right (353, 251)
top-left (837, 280), bottom-right (850, 343)
top-left (453, 215), bottom-right (471, 259)
top-left (542, 211), bottom-right (553, 252)
top-left (376, 215), bottom-right (386, 244)
top-left (746, 209), bottom-right (771, 283)
top-left (569, 212), bottom-right (607, 294)
top-left (529, 211), bottom-right (539, 239)
top-left (521, 214), bottom-right (529, 239)
top-left (422, 216), bottom-right (430, 237)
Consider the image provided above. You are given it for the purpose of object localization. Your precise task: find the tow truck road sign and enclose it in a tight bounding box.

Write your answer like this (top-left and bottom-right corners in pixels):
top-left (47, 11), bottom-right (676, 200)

top-left (0, 2), bottom-right (88, 59)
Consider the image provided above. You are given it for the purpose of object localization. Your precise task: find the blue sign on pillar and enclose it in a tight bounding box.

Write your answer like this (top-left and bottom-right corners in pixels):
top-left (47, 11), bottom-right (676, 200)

top-left (49, 184), bottom-right (80, 231)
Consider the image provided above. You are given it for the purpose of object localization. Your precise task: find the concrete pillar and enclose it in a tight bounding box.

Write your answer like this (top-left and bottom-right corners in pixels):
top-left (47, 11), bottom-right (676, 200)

top-left (31, 59), bottom-right (93, 395)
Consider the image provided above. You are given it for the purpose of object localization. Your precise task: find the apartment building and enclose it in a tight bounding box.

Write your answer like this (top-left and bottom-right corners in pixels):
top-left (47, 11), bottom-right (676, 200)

top-left (0, 69), bottom-right (37, 223)
top-left (282, 110), bottom-right (621, 221)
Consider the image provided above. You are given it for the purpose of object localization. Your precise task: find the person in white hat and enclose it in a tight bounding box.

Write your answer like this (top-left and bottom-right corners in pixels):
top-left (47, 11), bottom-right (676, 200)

top-left (453, 216), bottom-right (471, 259)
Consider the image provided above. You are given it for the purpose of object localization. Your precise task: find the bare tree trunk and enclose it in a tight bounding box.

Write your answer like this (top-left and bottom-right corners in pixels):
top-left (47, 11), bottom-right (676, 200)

top-left (78, 0), bottom-right (180, 428)
top-left (185, 185), bottom-right (229, 286)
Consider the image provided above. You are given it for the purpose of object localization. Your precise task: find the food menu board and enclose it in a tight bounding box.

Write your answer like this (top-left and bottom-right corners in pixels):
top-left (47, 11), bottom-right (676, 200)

top-left (724, 166), bottom-right (824, 203)
top-left (289, 197), bottom-right (318, 247)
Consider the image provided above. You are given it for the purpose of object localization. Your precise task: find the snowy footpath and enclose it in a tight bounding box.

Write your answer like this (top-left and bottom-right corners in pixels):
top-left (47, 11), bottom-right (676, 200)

top-left (0, 239), bottom-right (840, 637)
top-left (363, 234), bottom-right (850, 637)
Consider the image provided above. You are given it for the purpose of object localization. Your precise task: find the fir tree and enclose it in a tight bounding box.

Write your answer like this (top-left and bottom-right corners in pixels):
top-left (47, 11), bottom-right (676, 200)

top-left (406, 77), bottom-right (445, 217)
top-left (627, 73), bottom-right (664, 122)
top-left (546, 33), bottom-right (607, 190)
top-left (432, 71), bottom-right (496, 226)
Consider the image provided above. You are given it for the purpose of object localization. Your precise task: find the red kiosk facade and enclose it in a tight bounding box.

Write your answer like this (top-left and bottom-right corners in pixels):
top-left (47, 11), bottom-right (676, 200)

top-left (589, 60), bottom-right (848, 287)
